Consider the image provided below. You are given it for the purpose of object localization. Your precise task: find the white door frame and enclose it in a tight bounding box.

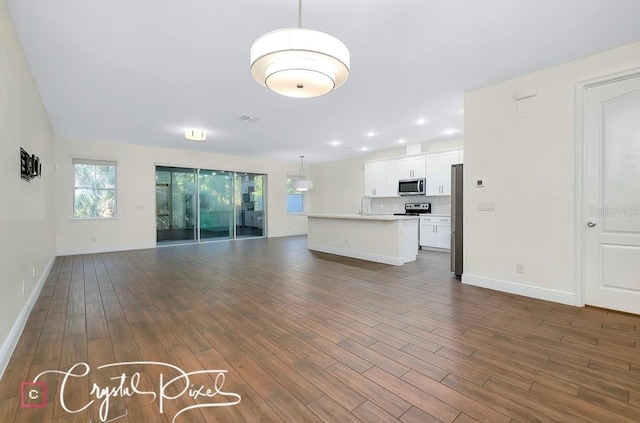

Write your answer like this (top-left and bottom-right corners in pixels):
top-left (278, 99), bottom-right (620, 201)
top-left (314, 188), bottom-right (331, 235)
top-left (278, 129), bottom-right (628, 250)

top-left (574, 67), bottom-right (640, 307)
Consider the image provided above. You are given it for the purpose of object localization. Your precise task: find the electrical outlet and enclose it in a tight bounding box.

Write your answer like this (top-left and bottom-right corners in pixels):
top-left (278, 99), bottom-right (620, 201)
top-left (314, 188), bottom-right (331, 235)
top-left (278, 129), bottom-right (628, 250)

top-left (517, 263), bottom-right (525, 273)
top-left (22, 279), bottom-right (25, 295)
top-left (90, 235), bottom-right (96, 242)
top-left (32, 265), bottom-right (36, 277)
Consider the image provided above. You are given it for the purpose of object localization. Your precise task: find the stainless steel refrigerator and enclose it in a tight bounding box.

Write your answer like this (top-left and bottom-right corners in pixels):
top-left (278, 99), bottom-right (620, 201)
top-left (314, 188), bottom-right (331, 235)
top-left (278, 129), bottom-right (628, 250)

top-left (451, 164), bottom-right (463, 278)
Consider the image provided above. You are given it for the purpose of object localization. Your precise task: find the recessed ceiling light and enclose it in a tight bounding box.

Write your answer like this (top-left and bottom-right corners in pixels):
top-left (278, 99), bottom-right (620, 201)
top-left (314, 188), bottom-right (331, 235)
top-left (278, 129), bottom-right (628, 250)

top-left (361, 147), bottom-right (368, 151)
top-left (330, 140), bottom-right (342, 146)
top-left (398, 139), bottom-right (406, 144)
top-left (185, 129), bottom-right (206, 141)
top-left (442, 128), bottom-right (460, 135)
top-left (416, 118), bottom-right (427, 125)
top-left (366, 131), bottom-right (375, 137)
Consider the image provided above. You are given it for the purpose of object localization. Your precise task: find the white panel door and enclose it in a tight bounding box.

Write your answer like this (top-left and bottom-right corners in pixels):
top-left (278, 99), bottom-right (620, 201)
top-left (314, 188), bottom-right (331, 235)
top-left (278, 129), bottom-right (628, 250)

top-left (583, 74), bottom-right (640, 314)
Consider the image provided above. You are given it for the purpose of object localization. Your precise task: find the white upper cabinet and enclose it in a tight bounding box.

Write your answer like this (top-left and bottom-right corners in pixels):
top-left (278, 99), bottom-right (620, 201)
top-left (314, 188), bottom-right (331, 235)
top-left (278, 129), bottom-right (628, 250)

top-left (385, 159), bottom-right (401, 197)
top-left (364, 149), bottom-right (462, 198)
top-left (425, 154), bottom-right (442, 196)
top-left (440, 150), bottom-right (460, 195)
top-left (399, 156), bottom-right (426, 179)
top-left (364, 161), bottom-right (387, 197)
top-left (425, 150), bottom-right (462, 196)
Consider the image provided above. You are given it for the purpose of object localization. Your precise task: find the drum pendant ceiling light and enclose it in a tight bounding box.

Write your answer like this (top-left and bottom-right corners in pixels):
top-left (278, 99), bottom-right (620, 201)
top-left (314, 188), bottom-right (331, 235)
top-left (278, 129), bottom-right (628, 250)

top-left (250, 0), bottom-right (350, 98)
top-left (292, 155), bottom-right (313, 191)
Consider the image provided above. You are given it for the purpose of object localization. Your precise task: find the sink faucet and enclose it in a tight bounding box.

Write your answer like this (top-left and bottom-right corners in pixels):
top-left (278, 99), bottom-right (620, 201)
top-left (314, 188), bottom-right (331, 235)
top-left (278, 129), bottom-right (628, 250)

top-left (359, 195), bottom-right (372, 216)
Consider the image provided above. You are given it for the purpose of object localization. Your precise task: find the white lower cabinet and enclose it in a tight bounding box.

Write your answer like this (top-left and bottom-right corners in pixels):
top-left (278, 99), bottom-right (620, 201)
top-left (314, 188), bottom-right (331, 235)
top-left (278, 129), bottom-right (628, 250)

top-left (420, 216), bottom-right (451, 250)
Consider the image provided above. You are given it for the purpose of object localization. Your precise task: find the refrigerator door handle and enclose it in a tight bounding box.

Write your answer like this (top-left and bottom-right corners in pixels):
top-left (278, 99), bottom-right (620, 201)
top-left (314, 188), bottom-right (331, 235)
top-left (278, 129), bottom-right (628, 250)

top-left (450, 231), bottom-right (456, 271)
top-left (450, 164), bottom-right (463, 277)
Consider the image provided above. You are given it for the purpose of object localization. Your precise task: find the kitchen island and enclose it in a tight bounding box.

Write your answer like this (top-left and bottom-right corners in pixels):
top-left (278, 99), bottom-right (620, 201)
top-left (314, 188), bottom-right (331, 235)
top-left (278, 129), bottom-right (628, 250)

top-left (306, 214), bottom-right (419, 265)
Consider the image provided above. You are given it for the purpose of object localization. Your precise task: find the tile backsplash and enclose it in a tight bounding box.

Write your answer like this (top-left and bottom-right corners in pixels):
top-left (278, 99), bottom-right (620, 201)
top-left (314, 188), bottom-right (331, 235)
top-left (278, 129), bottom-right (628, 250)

top-left (370, 196), bottom-right (451, 215)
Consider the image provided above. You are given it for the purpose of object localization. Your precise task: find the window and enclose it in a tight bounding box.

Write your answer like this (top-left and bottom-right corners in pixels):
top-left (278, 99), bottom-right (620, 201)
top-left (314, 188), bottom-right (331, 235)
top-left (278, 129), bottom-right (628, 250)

top-left (287, 177), bottom-right (303, 214)
top-left (73, 159), bottom-right (117, 218)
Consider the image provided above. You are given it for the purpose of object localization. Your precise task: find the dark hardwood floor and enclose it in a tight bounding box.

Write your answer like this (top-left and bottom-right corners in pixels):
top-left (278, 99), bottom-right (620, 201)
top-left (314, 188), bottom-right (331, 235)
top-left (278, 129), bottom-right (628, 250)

top-left (1, 236), bottom-right (639, 422)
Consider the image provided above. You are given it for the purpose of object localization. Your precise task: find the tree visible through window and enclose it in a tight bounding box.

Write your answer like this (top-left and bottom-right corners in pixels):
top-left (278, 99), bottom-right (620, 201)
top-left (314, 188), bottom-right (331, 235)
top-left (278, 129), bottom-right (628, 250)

top-left (73, 159), bottom-right (117, 218)
top-left (287, 177), bottom-right (303, 214)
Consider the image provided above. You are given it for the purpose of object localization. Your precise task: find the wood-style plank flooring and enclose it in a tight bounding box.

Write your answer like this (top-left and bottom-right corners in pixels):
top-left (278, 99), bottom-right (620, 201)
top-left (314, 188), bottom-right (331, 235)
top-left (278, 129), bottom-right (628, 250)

top-left (1, 236), bottom-right (639, 422)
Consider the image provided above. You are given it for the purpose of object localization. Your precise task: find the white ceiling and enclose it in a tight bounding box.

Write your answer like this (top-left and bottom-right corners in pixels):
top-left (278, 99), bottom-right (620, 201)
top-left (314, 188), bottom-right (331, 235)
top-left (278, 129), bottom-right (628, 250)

top-left (8, 0), bottom-right (640, 164)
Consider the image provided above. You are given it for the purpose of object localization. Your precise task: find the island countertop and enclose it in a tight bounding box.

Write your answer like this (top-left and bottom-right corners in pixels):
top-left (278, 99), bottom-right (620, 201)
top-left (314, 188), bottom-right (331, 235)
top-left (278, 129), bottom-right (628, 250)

top-left (306, 214), bottom-right (419, 265)
top-left (305, 213), bottom-right (419, 221)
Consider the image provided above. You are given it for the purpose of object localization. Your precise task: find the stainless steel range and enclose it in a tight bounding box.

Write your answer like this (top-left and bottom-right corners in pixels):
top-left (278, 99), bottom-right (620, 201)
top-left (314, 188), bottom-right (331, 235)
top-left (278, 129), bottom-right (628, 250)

top-left (393, 202), bottom-right (431, 216)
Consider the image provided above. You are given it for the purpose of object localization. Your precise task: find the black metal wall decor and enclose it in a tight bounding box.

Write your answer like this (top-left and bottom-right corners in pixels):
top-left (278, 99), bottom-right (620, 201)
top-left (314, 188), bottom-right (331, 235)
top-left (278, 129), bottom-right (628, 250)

top-left (20, 147), bottom-right (42, 182)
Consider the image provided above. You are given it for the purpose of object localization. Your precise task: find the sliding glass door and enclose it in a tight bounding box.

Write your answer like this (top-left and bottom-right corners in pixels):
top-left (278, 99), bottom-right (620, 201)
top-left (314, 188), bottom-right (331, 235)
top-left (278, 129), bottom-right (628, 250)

top-left (199, 169), bottom-right (234, 241)
top-left (156, 166), bottom-right (265, 244)
top-left (156, 167), bottom-right (197, 244)
top-left (235, 173), bottom-right (265, 238)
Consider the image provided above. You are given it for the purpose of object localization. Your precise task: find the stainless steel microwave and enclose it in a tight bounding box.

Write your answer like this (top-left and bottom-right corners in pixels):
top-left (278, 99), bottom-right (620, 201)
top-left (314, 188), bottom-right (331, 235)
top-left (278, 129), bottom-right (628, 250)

top-left (398, 178), bottom-right (426, 196)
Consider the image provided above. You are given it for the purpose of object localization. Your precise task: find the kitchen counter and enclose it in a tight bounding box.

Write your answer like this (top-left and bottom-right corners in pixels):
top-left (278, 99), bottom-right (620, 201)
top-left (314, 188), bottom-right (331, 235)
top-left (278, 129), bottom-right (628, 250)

top-left (306, 214), bottom-right (419, 265)
top-left (306, 213), bottom-right (420, 221)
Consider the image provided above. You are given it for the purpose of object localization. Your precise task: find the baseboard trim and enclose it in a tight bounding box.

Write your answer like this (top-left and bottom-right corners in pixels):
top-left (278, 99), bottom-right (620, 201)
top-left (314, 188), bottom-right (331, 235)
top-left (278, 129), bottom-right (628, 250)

top-left (268, 231), bottom-right (307, 238)
top-left (462, 274), bottom-right (577, 306)
top-left (308, 243), bottom-right (404, 266)
top-left (420, 246), bottom-right (450, 253)
top-left (57, 242), bottom-right (156, 256)
top-left (0, 255), bottom-right (56, 379)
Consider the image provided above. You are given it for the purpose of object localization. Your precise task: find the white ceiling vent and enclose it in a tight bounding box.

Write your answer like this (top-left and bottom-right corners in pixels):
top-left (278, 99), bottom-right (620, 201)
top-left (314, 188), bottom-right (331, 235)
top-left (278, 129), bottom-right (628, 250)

top-left (239, 115), bottom-right (259, 123)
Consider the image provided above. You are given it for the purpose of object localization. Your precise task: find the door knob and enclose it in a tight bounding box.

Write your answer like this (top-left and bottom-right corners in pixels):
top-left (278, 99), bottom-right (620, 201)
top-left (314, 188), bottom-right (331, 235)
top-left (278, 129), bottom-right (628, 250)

top-left (587, 221), bottom-right (597, 227)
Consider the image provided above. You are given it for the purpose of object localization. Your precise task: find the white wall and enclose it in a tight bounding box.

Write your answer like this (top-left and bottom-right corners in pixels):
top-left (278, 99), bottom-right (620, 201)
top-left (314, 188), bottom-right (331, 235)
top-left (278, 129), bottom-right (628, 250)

top-left (0, 0), bottom-right (56, 375)
top-left (422, 138), bottom-right (464, 153)
top-left (463, 41), bottom-right (640, 305)
top-left (55, 138), bottom-right (307, 255)
top-left (309, 139), bottom-right (463, 214)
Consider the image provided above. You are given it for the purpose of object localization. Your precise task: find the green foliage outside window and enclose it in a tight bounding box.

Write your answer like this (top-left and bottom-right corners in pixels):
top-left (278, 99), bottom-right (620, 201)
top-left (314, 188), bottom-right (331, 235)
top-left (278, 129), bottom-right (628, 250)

top-left (73, 160), bottom-right (117, 218)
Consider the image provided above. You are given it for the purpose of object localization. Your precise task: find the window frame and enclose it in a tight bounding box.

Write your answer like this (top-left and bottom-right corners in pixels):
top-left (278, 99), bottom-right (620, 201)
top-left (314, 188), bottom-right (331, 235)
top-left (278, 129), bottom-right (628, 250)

top-left (72, 158), bottom-right (118, 219)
